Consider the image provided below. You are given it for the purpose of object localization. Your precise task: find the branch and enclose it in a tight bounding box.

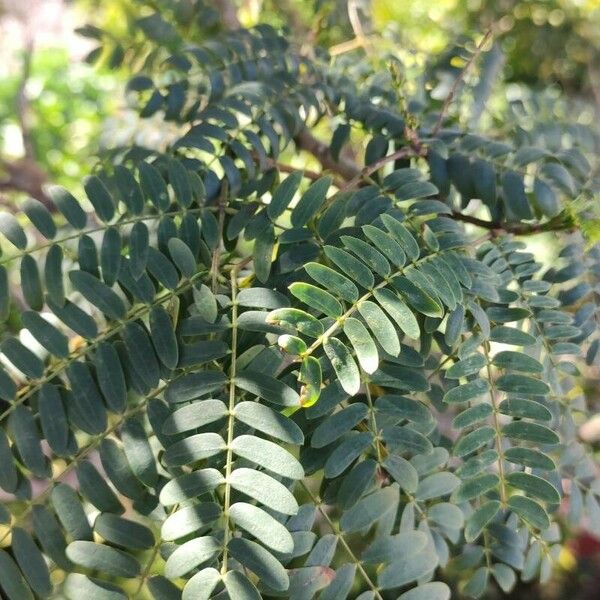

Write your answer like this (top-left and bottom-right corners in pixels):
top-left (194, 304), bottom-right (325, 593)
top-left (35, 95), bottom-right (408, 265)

top-left (294, 129), bottom-right (361, 181)
top-left (451, 210), bottom-right (577, 236)
top-left (431, 29), bottom-right (493, 137)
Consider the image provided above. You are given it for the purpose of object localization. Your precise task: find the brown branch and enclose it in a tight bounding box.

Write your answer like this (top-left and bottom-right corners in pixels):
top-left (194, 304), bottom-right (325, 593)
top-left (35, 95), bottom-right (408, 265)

top-left (451, 210), bottom-right (577, 236)
top-left (294, 129), bottom-right (361, 181)
top-left (431, 29), bottom-right (493, 137)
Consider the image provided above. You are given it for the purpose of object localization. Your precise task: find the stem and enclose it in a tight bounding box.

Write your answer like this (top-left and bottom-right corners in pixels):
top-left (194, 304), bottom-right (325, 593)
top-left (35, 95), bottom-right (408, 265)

top-left (300, 481), bottom-right (384, 600)
top-left (220, 268), bottom-right (239, 574)
top-left (431, 30), bottom-right (493, 136)
top-left (483, 340), bottom-right (508, 505)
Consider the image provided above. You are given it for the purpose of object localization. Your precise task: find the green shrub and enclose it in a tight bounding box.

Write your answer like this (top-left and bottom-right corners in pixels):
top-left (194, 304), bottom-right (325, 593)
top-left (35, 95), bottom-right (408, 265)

top-left (0, 4), bottom-right (598, 599)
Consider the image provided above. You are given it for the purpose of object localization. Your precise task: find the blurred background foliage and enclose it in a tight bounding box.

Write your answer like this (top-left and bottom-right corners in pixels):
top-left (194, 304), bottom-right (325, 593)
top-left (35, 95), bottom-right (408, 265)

top-left (0, 1), bottom-right (599, 598)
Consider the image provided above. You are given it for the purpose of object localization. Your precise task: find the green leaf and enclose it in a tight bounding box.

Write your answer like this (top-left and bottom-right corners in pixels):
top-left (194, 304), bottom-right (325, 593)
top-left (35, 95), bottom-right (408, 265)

top-left (465, 500), bottom-right (501, 542)
top-left (498, 398), bottom-right (552, 421)
top-left (415, 472), bottom-right (460, 500)
top-left (168, 238), bottom-right (196, 277)
top-left (343, 317), bottom-right (378, 374)
top-left (165, 372), bottom-right (228, 403)
top-left (453, 403), bottom-right (493, 429)
top-left (223, 570), bottom-right (261, 600)
top-left (398, 583), bottom-right (451, 600)
top-left (236, 370), bottom-right (300, 407)
top-left (505, 472), bottom-right (560, 504)
top-left (291, 176), bottom-right (331, 227)
top-left (496, 372), bottom-right (550, 396)
top-left (182, 568), bottom-right (221, 600)
top-left (23, 198), bottom-right (56, 239)
top-left (230, 502), bottom-right (294, 553)
top-left (383, 455), bottom-right (419, 493)
top-left (312, 404), bottom-right (368, 448)
top-left (238, 288), bottom-right (289, 309)
top-left (342, 235), bottom-right (390, 278)
top-left (66, 541), bottom-right (140, 578)
top-left (93, 342), bottom-right (126, 413)
top-left (164, 432), bottom-right (226, 466)
top-left (373, 288), bottom-right (420, 339)
top-left (340, 486), bottom-right (398, 532)
top-left (99, 439), bottom-right (146, 500)
top-left (69, 270), bottom-right (126, 320)
top-left (94, 513), bottom-right (154, 550)
top-left (492, 351), bottom-right (543, 373)
top-left (381, 214), bottom-right (420, 262)
top-left (9, 405), bottom-right (50, 478)
top-left (324, 245), bottom-right (375, 289)
top-left (22, 311), bottom-right (69, 358)
top-left (159, 468), bottom-right (224, 506)
top-left (114, 165), bottom-right (144, 214)
top-left (0, 213), bottom-right (27, 249)
top-left (443, 379), bottom-right (490, 404)
top-left (363, 531), bottom-right (428, 564)
top-left (362, 224), bottom-right (407, 267)
top-left (446, 353), bottom-right (486, 379)
top-left (231, 434), bottom-right (304, 478)
top-left (324, 431), bottom-right (374, 478)
top-left (306, 262), bottom-right (359, 303)
top-left (1, 337), bottom-right (44, 379)
top-left (391, 276), bottom-right (443, 318)
top-left (504, 447), bottom-right (555, 470)
top-left (235, 401), bottom-right (303, 444)
top-left (38, 383), bottom-right (69, 456)
top-left (129, 222), bottom-right (149, 278)
top-left (168, 159), bottom-right (192, 207)
top-left (51, 483), bottom-right (93, 541)
top-left (254, 222), bottom-right (275, 283)
top-left (324, 337), bottom-right (361, 395)
top-left (508, 495), bottom-right (550, 529)
top-left (454, 426), bottom-right (495, 457)
top-left (146, 247), bottom-right (179, 290)
top-left (229, 468), bottom-right (298, 515)
top-left (0, 428), bottom-right (18, 493)
top-left (21, 255), bottom-right (43, 310)
top-left (290, 282), bottom-right (343, 317)
top-left (84, 175), bottom-right (115, 222)
top-left (0, 549), bottom-right (35, 600)
top-left (452, 473), bottom-right (500, 503)
top-left (161, 503), bottom-right (221, 541)
top-left (502, 421), bottom-right (559, 445)
top-left (299, 355), bottom-right (322, 407)
top-left (49, 186), bottom-right (87, 229)
top-left (121, 416), bottom-right (157, 487)
top-left (489, 326), bottom-right (536, 346)
top-left (378, 547), bottom-right (438, 589)
top-left (11, 527), bottom-right (52, 598)
top-left (163, 399), bottom-right (227, 435)
top-left (164, 536), bottom-right (220, 578)
top-left (63, 574), bottom-right (125, 600)
top-left (77, 462), bottom-right (123, 514)
top-left (269, 171), bottom-right (302, 219)
top-left (502, 170), bottom-right (532, 220)
top-left (267, 308), bottom-right (324, 338)
top-left (358, 300), bottom-right (400, 355)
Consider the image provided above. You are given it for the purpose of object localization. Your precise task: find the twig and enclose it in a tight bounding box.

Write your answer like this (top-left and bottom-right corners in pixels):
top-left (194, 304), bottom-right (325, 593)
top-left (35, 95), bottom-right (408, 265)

top-left (431, 30), bottom-right (493, 137)
top-left (450, 210), bottom-right (576, 235)
top-left (294, 129), bottom-right (361, 181)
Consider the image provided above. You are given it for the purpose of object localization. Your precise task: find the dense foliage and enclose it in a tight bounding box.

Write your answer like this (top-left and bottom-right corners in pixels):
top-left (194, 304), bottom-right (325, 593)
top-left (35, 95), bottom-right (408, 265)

top-left (0, 2), bottom-right (599, 599)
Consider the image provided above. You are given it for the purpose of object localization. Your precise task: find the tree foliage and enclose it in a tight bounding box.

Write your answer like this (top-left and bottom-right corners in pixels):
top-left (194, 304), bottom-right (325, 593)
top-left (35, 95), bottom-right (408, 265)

top-left (0, 2), bottom-right (599, 599)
